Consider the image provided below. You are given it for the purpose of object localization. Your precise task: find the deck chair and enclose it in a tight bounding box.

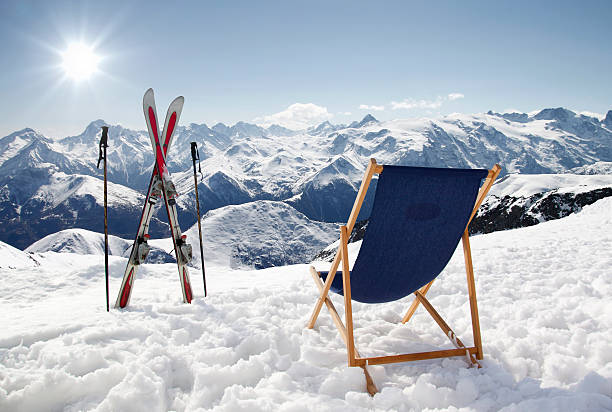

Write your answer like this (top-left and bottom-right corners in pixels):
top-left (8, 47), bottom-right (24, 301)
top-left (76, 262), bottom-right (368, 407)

top-left (307, 158), bottom-right (501, 395)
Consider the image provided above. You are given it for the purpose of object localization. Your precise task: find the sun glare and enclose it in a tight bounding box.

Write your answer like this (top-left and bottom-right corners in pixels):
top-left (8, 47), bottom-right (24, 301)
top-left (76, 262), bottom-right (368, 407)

top-left (61, 43), bottom-right (100, 81)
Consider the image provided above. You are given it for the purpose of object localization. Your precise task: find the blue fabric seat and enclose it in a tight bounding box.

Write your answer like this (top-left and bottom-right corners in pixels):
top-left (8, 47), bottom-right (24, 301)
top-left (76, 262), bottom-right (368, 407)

top-left (320, 165), bottom-right (488, 304)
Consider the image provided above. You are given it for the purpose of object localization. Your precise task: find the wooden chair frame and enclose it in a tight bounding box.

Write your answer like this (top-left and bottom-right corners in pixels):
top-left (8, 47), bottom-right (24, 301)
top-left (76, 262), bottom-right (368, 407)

top-left (307, 158), bottom-right (501, 395)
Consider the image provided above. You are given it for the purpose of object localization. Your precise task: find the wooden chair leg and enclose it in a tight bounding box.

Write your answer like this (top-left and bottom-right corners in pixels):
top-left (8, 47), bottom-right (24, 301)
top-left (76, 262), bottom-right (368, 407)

top-left (414, 291), bottom-right (481, 367)
top-left (402, 279), bottom-right (435, 324)
top-left (307, 244), bottom-right (343, 329)
top-left (462, 230), bottom-right (483, 360)
top-left (309, 265), bottom-right (378, 396)
top-left (309, 266), bottom-right (347, 342)
top-left (340, 226), bottom-right (358, 366)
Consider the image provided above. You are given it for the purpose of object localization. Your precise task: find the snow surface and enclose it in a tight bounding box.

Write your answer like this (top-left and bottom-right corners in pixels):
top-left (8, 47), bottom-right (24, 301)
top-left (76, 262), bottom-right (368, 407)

top-left (0, 241), bottom-right (39, 269)
top-left (24, 228), bottom-right (173, 263)
top-left (1, 199), bottom-right (611, 411)
top-left (25, 228), bottom-right (134, 256)
top-left (489, 173), bottom-right (612, 198)
top-left (572, 162), bottom-right (612, 175)
top-left (32, 172), bottom-right (143, 210)
top-left (181, 200), bottom-right (339, 269)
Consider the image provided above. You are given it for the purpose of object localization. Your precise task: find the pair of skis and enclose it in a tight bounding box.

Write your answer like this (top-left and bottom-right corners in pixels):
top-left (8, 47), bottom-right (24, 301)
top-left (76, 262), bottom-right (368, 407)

top-left (115, 89), bottom-right (193, 308)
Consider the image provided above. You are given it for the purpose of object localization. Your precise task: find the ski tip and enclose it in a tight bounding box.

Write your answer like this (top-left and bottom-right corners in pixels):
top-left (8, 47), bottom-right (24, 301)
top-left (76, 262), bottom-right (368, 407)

top-left (171, 96), bottom-right (185, 106)
top-left (143, 88), bottom-right (155, 105)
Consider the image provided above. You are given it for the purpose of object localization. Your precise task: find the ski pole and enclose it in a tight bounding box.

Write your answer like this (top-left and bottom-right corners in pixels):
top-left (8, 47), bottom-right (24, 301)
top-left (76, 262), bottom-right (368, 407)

top-left (190, 142), bottom-right (207, 296)
top-left (97, 126), bottom-right (110, 311)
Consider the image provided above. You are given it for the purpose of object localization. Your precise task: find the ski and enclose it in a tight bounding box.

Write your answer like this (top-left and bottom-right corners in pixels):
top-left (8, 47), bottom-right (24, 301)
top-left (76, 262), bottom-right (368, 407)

top-left (114, 173), bottom-right (162, 308)
top-left (143, 89), bottom-right (193, 304)
top-left (115, 89), bottom-right (192, 307)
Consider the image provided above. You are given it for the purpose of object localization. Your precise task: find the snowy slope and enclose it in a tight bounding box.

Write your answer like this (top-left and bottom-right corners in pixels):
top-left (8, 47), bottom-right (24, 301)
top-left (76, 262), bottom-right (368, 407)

top-left (25, 228), bottom-right (174, 263)
top-left (472, 173), bottom-right (612, 234)
top-left (488, 173), bottom-right (612, 197)
top-left (0, 199), bottom-right (610, 410)
top-left (571, 161), bottom-right (612, 175)
top-left (32, 172), bottom-right (142, 209)
top-left (0, 171), bottom-right (164, 250)
top-left (182, 200), bottom-right (339, 269)
top-left (0, 240), bottom-right (39, 269)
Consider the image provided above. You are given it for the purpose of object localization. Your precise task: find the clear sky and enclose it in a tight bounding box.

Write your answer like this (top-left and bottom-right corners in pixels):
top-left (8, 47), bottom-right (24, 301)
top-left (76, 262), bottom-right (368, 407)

top-left (1, 0), bottom-right (611, 137)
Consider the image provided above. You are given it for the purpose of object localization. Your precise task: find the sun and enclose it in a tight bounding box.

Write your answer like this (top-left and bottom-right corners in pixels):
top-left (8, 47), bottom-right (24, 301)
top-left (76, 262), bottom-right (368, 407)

top-left (61, 43), bottom-right (100, 81)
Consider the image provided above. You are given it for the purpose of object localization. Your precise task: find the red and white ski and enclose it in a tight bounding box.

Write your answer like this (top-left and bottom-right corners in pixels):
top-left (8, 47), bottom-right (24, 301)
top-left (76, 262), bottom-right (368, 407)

top-left (115, 89), bottom-right (193, 308)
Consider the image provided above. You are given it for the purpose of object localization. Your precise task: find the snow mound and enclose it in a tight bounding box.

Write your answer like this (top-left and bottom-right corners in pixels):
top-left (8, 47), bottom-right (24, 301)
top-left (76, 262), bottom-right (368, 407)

top-left (26, 228), bottom-right (130, 256)
top-left (0, 240), bottom-right (39, 269)
top-left (184, 200), bottom-right (339, 269)
top-left (25, 228), bottom-right (174, 263)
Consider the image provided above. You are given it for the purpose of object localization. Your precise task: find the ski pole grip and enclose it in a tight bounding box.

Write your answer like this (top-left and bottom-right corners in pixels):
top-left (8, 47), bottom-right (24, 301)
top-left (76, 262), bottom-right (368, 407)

top-left (97, 126), bottom-right (109, 168)
top-left (190, 142), bottom-right (198, 162)
top-left (100, 126), bottom-right (109, 147)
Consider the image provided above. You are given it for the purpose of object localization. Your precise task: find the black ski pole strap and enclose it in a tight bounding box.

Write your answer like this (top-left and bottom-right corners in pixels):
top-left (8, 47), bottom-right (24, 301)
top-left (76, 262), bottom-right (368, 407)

top-left (190, 141), bottom-right (202, 176)
top-left (97, 126), bottom-right (109, 169)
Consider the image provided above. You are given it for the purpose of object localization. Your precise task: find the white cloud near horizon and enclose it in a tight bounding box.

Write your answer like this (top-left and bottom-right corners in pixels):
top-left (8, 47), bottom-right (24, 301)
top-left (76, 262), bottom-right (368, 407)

top-left (359, 104), bottom-right (385, 111)
top-left (391, 93), bottom-right (465, 110)
top-left (391, 98), bottom-right (444, 110)
top-left (254, 103), bottom-right (333, 129)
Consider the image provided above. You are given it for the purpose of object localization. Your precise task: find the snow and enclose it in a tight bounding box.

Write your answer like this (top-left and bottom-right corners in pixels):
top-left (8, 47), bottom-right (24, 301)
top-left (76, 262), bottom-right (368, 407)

top-left (182, 200), bottom-right (339, 269)
top-left (1, 198), bottom-right (611, 410)
top-left (489, 173), bottom-right (612, 198)
top-left (32, 172), bottom-right (143, 210)
top-left (24, 200), bottom-right (340, 270)
top-left (25, 228), bottom-right (132, 256)
top-left (572, 161), bottom-right (612, 175)
top-left (0, 241), bottom-right (39, 269)
top-left (0, 128), bottom-right (47, 169)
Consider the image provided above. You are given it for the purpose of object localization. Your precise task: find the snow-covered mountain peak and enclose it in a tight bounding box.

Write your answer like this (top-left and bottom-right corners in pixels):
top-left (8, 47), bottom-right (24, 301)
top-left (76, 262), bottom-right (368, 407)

top-left (1, 127), bottom-right (45, 140)
top-left (84, 119), bottom-right (108, 134)
top-left (349, 114), bottom-right (379, 128)
top-left (266, 124), bottom-right (297, 136)
top-left (57, 119), bottom-right (110, 145)
top-left (487, 110), bottom-right (531, 123)
top-left (310, 120), bottom-right (345, 136)
top-left (230, 121), bottom-right (266, 138)
top-left (185, 200), bottom-right (339, 268)
top-left (0, 128), bottom-right (50, 147)
top-left (360, 113), bottom-right (378, 124)
top-left (0, 128), bottom-right (51, 169)
top-left (211, 122), bottom-right (230, 135)
top-left (533, 107), bottom-right (576, 121)
top-left (604, 110), bottom-right (612, 129)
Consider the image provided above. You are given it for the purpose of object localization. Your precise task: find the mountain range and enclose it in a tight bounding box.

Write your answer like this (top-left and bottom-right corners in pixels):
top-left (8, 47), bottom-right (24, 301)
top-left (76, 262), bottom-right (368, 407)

top-left (1, 107), bottom-right (611, 266)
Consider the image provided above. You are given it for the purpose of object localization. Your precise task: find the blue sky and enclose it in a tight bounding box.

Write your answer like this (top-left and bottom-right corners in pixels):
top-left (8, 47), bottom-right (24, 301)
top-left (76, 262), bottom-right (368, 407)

top-left (0, 0), bottom-right (610, 137)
